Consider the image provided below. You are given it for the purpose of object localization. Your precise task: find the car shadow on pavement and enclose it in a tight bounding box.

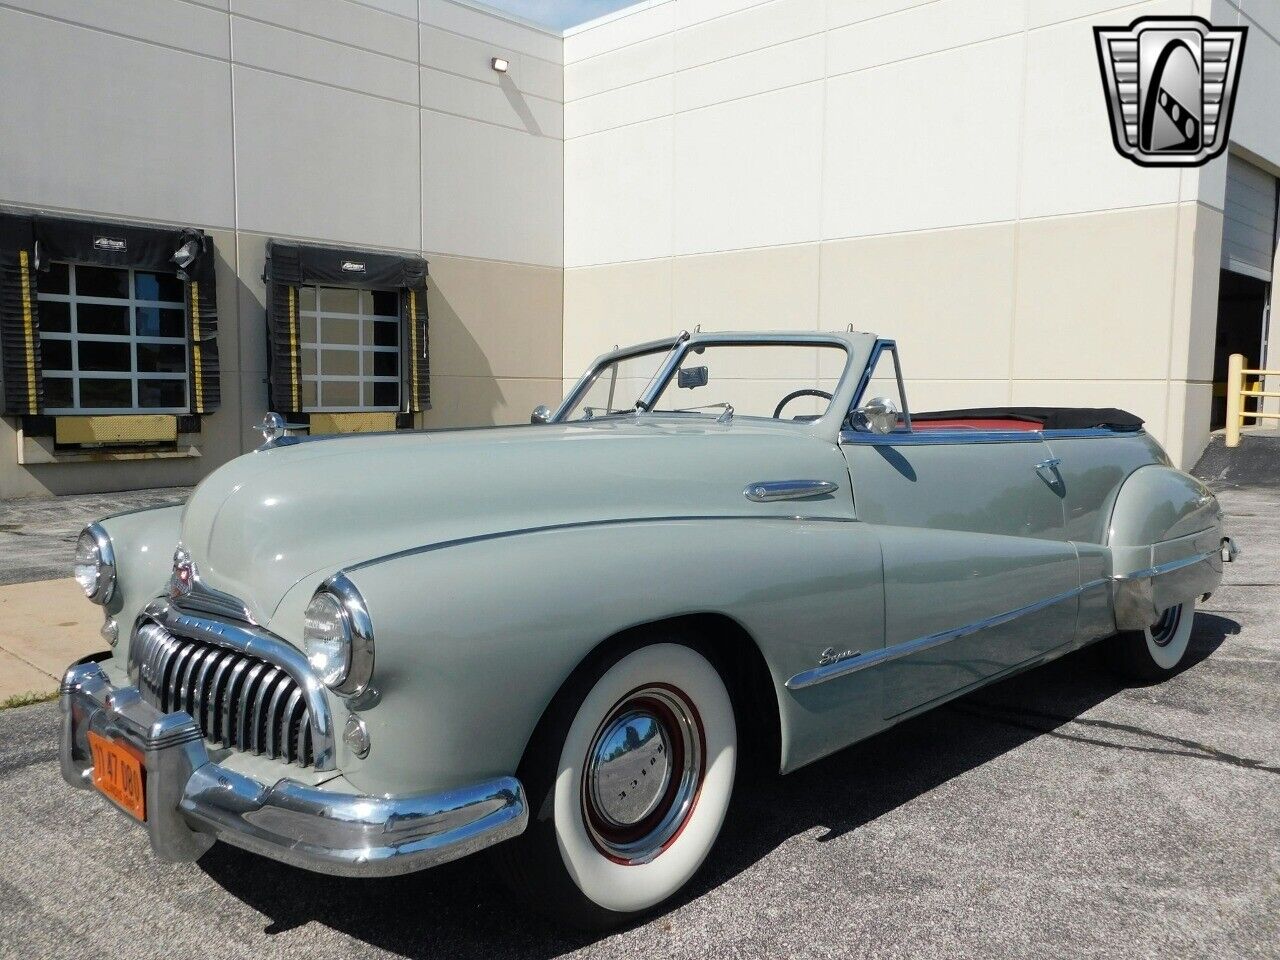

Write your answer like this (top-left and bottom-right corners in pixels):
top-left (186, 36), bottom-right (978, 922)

top-left (197, 613), bottom-right (1236, 957)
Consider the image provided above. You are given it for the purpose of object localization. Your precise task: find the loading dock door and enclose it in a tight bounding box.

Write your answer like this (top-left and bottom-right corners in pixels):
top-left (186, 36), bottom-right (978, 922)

top-left (1213, 157), bottom-right (1279, 429)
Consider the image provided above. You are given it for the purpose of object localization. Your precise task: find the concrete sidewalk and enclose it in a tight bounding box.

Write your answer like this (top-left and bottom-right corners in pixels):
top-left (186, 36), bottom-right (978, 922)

top-left (0, 579), bottom-right (104, 703)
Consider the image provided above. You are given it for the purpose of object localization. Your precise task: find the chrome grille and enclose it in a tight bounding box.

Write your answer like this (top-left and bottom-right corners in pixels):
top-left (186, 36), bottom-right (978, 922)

top-left (133, 622), bottom-right (314, 767)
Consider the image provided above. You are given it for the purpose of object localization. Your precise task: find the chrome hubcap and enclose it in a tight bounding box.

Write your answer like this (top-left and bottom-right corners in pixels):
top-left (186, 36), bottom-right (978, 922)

top-left (1150, 604), bottom-right (1183, 647)
top-left (582, 685), bottom-right (703, 864)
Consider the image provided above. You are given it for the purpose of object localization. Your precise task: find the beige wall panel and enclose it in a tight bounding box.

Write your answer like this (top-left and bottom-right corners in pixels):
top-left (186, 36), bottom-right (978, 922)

top-left (0, 9), bottom-right (235, 229)
top-left (1167, 380), bottom-right (1213, 469)
top-left (674, 83), bottom-right (823, 254)
top-left (565, 75), bottom-right (674, 139)
top-left (233, 17), bottom-right (418, 103)
top-left (421, 376), bottom-right (562, 428)
top-left (672, 244), bottom-right (819, 331)
top-left (1238, 0), bottom-right (1279, 40)
top-left (419, 0), bottom-right (563, 63)
top-left (421, 67), bottom-right (563, 137)
top-left (679, 0), bottom-right (774, 29)
top-left (354, 0), bottom-right (416, 19)
top-left (674, 0), bottom-right (824, 70)
top-left (563, 259), bottom-right (674, 373)
top-left (233, 67), bottom-right (419, 250)
top-left (1028, 0), bottom-right (1189, 29)
top-left (234, 0), bottom-right (417, 60)
top-left (1013, 206), bottom-right (1179, 382)
top-left (902, 379), bottom-right (1012, 412)
top-left (426, 257), bottom-right (562, 379)
top-left (1019, 7), bottom-right (1183, 220)
top-left (6, 0), bottom-right (230, 57)
top-left (422, 111), bottom-right (563, 267)
top-left (675, 33), bottom-right (822, 113)
top-left (822, 37), bottom-right (1024, 239)
top-left (1171, 204), bottom-right (1224, 383)
top-left (199, 228), bottom-right (247, 466)
top-left (826, 0), bottom-right (1022, 76)
top-left (1012, 378), bottom-right (1171, 446)
top-left (564, 3), bottom-right (675, 63)
top-left (233, 233), bottom-right (270, 379)
top-left (565, 34), bottom-right (674, 100)
top-left (819, 224), bottom-right (1018, 380)
top-left (565, 118), bottom-right (674, 267)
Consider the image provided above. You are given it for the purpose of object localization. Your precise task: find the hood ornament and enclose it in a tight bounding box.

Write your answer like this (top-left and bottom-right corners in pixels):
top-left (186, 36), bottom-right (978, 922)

top-left (256, 412), bottom-right (287, 445)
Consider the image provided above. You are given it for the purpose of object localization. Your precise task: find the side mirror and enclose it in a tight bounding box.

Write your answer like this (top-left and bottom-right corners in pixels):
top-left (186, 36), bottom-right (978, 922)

top-left (854, 396), bottom-right (900, 435)
top-left (678, 366), bottom-right (709, 389)
top-left (530, 404), bottom-right (553, 425)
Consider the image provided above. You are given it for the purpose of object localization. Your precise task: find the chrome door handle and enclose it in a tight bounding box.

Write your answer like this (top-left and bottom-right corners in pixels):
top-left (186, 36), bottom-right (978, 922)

top-left (744, 480), bottom-right (839, 502)
top-left (1035, 457), bottom-right (1062, 477)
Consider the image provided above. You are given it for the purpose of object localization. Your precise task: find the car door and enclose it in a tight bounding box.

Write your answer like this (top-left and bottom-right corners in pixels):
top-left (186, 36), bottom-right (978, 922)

top-left (842, 430), bottom-right (1079, 717)
top-left (839, 345), bottom-right (1079, 718)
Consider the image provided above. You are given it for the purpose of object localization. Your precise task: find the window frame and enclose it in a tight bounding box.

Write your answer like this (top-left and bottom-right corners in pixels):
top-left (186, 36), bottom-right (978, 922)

top-left (36, 260), bottom-right (190, 415)
top-left (297, 284), bottom-right (401, 413)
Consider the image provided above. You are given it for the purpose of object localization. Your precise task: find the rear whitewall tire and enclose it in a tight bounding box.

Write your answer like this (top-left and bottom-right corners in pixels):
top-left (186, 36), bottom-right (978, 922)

top-left (1107, 599), bottom-right (1196, 681)
top-left (553, 643), bottom-right (736, 915)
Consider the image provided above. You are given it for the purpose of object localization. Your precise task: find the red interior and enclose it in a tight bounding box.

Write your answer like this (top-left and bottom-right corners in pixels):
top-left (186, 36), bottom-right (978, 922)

top-left (911, 418), bottom-right (1043, 432)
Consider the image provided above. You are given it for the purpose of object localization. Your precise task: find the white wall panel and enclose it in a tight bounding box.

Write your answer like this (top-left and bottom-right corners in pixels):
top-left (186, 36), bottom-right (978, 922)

top-left (233, 17), bottom-right (418, 102)
top-left (565, 75), bottom-right (673, 138)
top-left (823, 37), bottom-right (1024, 238)
top-left (675, 82), bottom-right (823, 253)
top-left (232, 0), bottom-right (416, 61)
top-left (826, 0), bottom-right (1023, 76)
top-left (0, 8), bottom-right (234, 228)
top-left (826, 0), bottom-right (936, 31)
top-left (565, 2), bottom-right (676, 63)
top-left (1019, 8), bottom-right (1182, 219)
top-left (233, 67), bottom-right (419, 249)
top-left (419, 0), bottom-right (563, 63)
top-left (677, 0), bottom-right (774, 29)
top-left (675, 0), bottom-right (824, 70)
top-left (565, 35), bottom-right (674, 100)
top-left (4, 0), bottom-right (230, 58)
top-left (422, 111), bottom-right (563, 266)
top-left (421, 66), bottom-right (563, 136)
top-left (1230, 16), bottom-right (1280, 167)
top-left (421, 24), bottom-right (562, 102)
top-left (565, 118), bottom-right (674, 266)
top-left (675, 32), bottom-right (822, 111)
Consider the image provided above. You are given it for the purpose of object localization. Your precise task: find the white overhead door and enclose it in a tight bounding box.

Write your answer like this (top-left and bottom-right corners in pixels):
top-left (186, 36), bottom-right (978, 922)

top-left (1222, 156), bottom-right (1278, 281)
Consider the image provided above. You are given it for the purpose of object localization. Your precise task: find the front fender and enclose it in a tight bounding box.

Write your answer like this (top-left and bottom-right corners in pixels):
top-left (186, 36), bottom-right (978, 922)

top-left (311, 516), bottom-right (884, 795)
top-left (99, 505), bottom-right (183, 669)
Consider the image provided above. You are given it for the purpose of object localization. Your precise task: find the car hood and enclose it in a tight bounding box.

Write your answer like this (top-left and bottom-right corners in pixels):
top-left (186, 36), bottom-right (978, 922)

top-left (177, 418), bottom-right (851, 624)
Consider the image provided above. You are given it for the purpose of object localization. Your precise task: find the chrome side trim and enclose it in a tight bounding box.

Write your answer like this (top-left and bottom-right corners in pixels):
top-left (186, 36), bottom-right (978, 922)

top-left (344, 513), bottom-right (858, 574)
top-left (786, 578), bottom-right (1107, 691)
top-left (1112, 549), bottom-right (1214, 582)
top-left (59, 659), bottom-right (528, 877)
top-left (839, 426), bottom-right (1134, 446)
top-left (743, 480), bottom-right (839, 502)
top-left (129, 599), bottom-right (337, 770)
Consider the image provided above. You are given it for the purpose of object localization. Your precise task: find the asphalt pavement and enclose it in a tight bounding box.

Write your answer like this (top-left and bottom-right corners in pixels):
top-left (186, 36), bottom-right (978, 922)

top-left (0, 484), bottom-right (1276, 960)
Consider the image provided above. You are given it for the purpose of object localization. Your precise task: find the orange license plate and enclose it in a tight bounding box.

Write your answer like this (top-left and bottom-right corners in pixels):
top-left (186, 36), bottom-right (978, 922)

top-left (89, 731), bottom-right (146, 821)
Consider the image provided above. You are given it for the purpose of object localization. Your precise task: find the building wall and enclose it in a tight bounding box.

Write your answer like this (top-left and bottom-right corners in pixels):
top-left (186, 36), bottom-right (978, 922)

top-left (0, 0), bottom-right (564, 498)
top-left (561, 0), bottom-right (1279, 468)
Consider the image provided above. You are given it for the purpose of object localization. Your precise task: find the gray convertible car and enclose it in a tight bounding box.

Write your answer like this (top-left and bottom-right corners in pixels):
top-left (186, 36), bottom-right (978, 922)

top-left (59, 330), bottom-right (1234, 927)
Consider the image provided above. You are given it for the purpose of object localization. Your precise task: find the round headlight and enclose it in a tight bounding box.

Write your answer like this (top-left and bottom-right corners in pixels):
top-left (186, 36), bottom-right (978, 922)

top-left (74, 524), bottom-right (115, 605)
top-left (302, 574), bottom-right (374, 697)
top-left (303, 592), bottom-right (350, 687)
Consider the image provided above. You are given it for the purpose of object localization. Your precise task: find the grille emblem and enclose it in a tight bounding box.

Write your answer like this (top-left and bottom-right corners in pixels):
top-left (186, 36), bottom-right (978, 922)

top-left (1094, 16), bottom-right (1246, 167)
top-left (170, 547), bottom-right (195, 599)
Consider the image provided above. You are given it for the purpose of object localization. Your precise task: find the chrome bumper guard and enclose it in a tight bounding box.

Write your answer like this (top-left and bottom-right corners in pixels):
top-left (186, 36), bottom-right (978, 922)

top-left (59, 658), bottom-right (528, 877)
top-left (1111, 539), bottom-right (1233, 632)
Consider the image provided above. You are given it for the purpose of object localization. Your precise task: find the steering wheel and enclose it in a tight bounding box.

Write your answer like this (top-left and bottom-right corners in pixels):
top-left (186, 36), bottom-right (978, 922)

top-left (773, 388), bottom-right (834, 420)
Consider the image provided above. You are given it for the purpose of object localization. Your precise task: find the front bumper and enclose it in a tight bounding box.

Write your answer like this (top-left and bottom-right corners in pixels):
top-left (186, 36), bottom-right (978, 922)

top-left (59, 658), bottom-right (528, 877)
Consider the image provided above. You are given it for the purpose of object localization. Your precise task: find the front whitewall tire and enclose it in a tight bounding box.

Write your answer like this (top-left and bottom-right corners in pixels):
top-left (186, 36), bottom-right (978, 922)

top-left (552, 643), bottom-right (736, 914)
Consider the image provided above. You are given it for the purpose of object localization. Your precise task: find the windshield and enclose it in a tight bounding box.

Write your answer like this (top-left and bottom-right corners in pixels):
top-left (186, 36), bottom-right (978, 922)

top-left (563, 341), bottom-right (847, 422)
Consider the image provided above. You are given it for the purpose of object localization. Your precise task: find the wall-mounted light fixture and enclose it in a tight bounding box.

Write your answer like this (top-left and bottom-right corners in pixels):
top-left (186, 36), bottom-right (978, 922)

top-left (490, 56), bottom-right (509, 73)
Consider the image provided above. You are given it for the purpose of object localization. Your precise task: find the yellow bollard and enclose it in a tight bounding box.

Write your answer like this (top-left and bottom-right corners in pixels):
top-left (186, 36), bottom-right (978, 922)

top-left (1226, 353), bottom-right (1244, 448)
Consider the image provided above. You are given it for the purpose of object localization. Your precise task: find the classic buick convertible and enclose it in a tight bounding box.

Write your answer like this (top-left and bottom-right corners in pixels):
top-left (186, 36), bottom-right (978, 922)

top-left (59, 330), bottom-right (1235, 927)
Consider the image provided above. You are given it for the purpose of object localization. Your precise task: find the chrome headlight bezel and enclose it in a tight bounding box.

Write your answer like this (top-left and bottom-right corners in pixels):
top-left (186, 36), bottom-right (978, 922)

top-left (74, 523), bottom-right (116, 605)
top-left (303, 572), bottom-right (374, 698)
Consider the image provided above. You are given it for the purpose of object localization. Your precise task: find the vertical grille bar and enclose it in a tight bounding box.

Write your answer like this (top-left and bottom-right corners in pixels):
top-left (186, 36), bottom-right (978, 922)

top-left (132, 624), bottom-right (317, 769)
